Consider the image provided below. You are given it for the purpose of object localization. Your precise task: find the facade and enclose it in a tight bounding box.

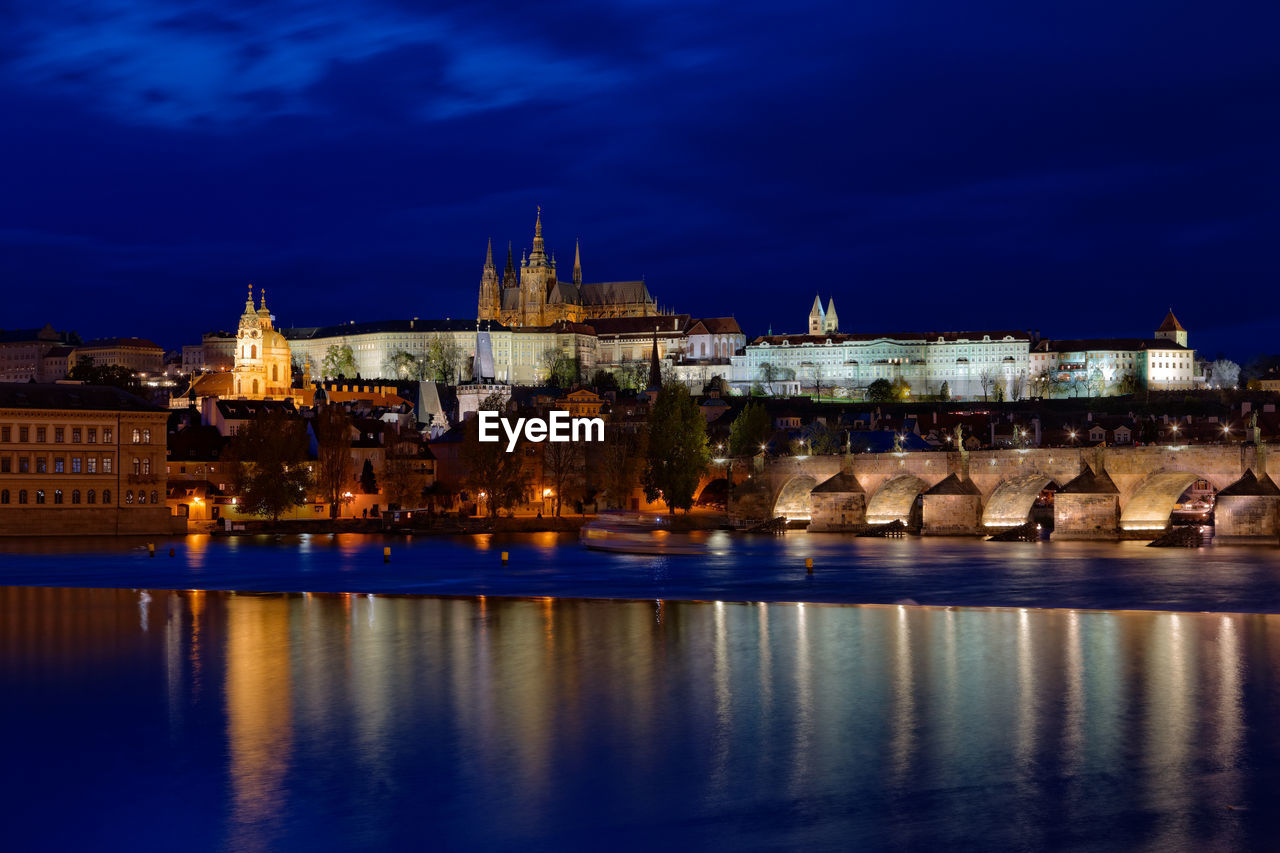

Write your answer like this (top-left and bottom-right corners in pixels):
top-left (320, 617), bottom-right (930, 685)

top-left (232, 287), bottom-right (293, 399)
top-left (0, 384), bottom-right (173, 535)
top-left (477, 209), bottom-right (658, 327)
top-left (76, 337), bottom-right (165, 375)
top-left (1030, 311), bottom-right (1199, 395)
top-left (0, 325), bottom-right (77, 383)
top-left (732, 329), bottom-right (1033, 400)
top-left (182, 332), bottom-right (236, 374)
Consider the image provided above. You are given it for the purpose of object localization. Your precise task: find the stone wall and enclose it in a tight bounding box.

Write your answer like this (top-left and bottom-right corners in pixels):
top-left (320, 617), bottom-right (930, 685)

top-left (0, 506), bottom-right (178, 536)
top-left (1054, 494), bottom-right (1120, 540)
top-left (809, 493), bottom-right (866, 531)
top-left (1215, 496), bottom-right (1279, 544)
top-left (921, 494), bottom-right (982, 536)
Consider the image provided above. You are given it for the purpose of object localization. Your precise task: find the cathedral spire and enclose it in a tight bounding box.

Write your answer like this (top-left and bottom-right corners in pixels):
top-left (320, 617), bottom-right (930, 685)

top-left (505, 241), bottom-right (514, 274)
top-left (648, 327), bottom-right (662, 391)
top-left (573, 238), bottom-right (582, 285)
top-left (529, 206), bottom-right (546, 264)
top-left (485, 238), bottom-right (494, 269)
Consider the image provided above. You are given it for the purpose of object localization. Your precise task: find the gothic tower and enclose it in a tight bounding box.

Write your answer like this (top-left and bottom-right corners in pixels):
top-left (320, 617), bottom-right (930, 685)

top-left (1155, 309), bottom-right (1188, 347)
top-left (573, 238), bottom-right (582, 285)
top-left (823, 297), bottom-right (839, 334)
top-left (519, 207), bottom-right (556, 326)
top-left (478, 238), bottom-right (500, 321)
top-left (808, 295), bottom-right (825, 335)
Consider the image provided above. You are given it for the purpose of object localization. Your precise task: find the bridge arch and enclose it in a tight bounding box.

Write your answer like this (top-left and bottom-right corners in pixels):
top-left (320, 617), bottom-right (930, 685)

top-left (866, 475), bottom-right (928, 525)
top-left (773, 475), bottom-right (818, 521)
top-left (982, 472), bottom-right (1058, 528)
top-left (1119, 470), bottom-right (1218, 531)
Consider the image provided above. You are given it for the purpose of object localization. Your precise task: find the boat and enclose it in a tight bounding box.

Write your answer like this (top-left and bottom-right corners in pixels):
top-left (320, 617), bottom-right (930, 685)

top-left (580, 513), bottom-right (706, 555)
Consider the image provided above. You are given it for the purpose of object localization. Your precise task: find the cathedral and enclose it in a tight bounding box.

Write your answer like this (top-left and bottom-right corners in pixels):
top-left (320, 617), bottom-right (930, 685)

top-left (233, 285), bottom-right (293, 398)
top-left (477, 209), bottom-right (658, 327)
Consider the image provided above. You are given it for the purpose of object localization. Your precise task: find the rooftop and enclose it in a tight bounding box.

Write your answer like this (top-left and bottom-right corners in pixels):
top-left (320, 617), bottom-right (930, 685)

top-left (0, 382), bottom-right (164, 412)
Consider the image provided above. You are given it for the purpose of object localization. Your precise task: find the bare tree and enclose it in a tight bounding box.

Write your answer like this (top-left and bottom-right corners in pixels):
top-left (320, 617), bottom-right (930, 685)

top-left (978, 368), bottom-right (996, 402)
top-left (312, 404), bottom-right (354, 518)
top-left (541, 441), bottom-right (581, 517)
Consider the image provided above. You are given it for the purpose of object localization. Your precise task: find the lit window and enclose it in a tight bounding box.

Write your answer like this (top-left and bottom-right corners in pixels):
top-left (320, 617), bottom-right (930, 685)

top-left (132, 428), bottom-right (140, 444)
top-left (35, 490), bottom-right (45, 504)
top-left (125, 491), bottom-right (134, 504)
top-left (54, 427), bottom-right (64, 443)
top-left (54, 458), bottom-right (64, 473)
top-left (103, 458), bottom-right (112, 474)
top-left (53, 489), bottom-right (63, 505)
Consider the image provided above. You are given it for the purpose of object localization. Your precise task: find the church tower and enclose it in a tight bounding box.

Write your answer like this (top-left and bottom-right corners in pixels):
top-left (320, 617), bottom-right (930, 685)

top-left (823, 297), bottom-right (839, 334)
top-left (573, 238), bottom-right (582, 285)
top-left (233, 285), bottom-right (293, 399)
top-left (519, 207), bottom-right (556, 326)
top-left (478, 239), bottom-right (500, 321)
top-left (808, 295), bottom-right (825, 335)
top-left (1155, 309), bottom-right (1187, 347)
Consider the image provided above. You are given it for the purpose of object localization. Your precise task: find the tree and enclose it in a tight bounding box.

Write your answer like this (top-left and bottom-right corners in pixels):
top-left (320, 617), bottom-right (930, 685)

top-left (321, 345), bottom-right (357, 379)
top-left (312, 403), bottom-right (354, 518)
top-left (68, 356), bottom-right (141, 393)
top-left (225, 411), bottom-right (313, 523)
top-left (867, 378), bottom-right (895, 402)
top-left (589, 426), bottom-right (645, 510)
top-left (544, 347), bottom-right (580, 389)
top-left (590, 370), bottom-right (619, 392)
top-left (1210, 359), bottom-right (1241, 389)
top-left (758, 362), bottom-right (780, 396)
top-left (939, 380), bottom-right (951, 401)
top-left (1116, 372), bottom-right (1138, 396)
top-left (800, 420), bottom-right (841, 455)
top-left (463, 393), bottom-right (529, 518)
top-left (424, 335), bottom-right (464, 383)
top-left (1009, 371), bottom-right (1026, 402)
top-left (891, 377), bottom-right (911, 401)
top-left (728, 400), bottom-right (771, 455)
top-left (382, 438), bottom-right (429, 509)
top-left (359, 459), bottom-right (379, 494)
top-left (643, 384), bottom-right (710, 512)
top-left (977, 368), bottom-right (996, 402)
top-left (384, 350), bottom-right (424, 381)
top-left (542, 441), bottom-right (581, 517)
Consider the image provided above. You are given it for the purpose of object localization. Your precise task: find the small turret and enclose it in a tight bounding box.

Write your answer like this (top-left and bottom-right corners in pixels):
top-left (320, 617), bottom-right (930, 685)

top-left (1155, 308), bottom-right (1188, 347)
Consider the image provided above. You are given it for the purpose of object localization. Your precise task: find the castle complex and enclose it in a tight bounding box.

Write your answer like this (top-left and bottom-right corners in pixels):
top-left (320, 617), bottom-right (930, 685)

top-left (477, 209), bottom-right (657, 327)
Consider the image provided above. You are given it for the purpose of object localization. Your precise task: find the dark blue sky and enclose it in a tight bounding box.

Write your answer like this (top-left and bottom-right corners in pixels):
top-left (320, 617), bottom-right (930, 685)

top-left (1, 1), bottom-right (1276, 359)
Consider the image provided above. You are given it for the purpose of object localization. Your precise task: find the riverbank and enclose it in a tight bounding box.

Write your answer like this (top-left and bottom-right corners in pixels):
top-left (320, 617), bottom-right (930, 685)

top-left (199, 511), bottom-right (731, 537)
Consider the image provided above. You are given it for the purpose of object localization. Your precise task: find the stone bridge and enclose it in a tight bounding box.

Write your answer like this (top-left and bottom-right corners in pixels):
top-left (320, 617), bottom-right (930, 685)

top-left (725, 444), bottom-right (1279, 543)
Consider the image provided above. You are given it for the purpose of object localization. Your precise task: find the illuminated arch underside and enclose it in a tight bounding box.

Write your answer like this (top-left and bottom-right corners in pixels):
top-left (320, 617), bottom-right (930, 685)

top-left (1120, 471), bottom-right (1209, 530)
top-left (866, 475), bottom-right (927, 525)
top-left (981, 472), bottom-right (1057, 528)
top-left (774, 476), bottom-right (818, 521)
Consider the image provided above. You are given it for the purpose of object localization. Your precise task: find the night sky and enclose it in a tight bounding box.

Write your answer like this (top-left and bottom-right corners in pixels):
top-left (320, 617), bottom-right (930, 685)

top-left (1, 1), bottom-right (1276, 359)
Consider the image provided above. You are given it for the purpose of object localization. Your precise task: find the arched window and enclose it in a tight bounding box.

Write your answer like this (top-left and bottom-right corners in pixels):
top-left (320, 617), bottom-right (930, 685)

top-left (133, 458), bottom-right (141, 475)
top-left (72, 489), bottom-right (81, 504)
top-left (252, 378), bottom-right (259, 394)
top-left (132, 428), bottom-right (140, 443)
top-left (0, 490), bottom-right (7, 504)
top-left (102, 489), bottom-right (111, 504)
top-left (125, 491), bottom-right (134, 504)
top-left (251, 345), bottom-right (257, 359)
top-left (54, 489), bottom-right (63, 504)
top-left (87, 489), bottom-right (96, 504)
top-left (150, 490), bottom-right (158, 505)
top-left (18, 490), bottom-right (27, 504)
top-left (36, 490), bottom-right (45, 504)
top-left (142, 458), bottom-right (151, 475)
top-left (142, 429), bottom-right (150, 444)
top-left (272, 364), bottom-right (278, 382)
top-left (137, 491), bottom-right (147, 504)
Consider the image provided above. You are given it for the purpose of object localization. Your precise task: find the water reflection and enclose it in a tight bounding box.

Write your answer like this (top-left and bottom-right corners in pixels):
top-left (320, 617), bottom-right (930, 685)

top-left (3, 589), bottom-right (1279, 850)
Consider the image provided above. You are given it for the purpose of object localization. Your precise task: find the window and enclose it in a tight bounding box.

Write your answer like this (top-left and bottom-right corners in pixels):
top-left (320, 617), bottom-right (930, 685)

top-left (125, 491), bottom-right (133, 504)
top-left (54, 458), bottom-right (64, 473)
top-left (103, 428), bottom-right (112, 443)
top-left (150, 490), bottom-right (158, 505)
top-left (142, 458), bottom-right (151, 475)
top-left (72, 457), bottom-right (81, 474)
top-left (18, 457), bottom-right (28, 473)
top-left (53, 489), bottom-right (62, 505)
top-left (0, 458), bottom-right (7, 474)
top-left (72, 490), bottom-right (80, 504)
top-left (35, 457), bottom-right (46, 474)
top-left (103, 458), bottom-right (112, 474)
top-left (137, 491), bottom-right (147, 504)
top-left (0, 427), bottom-right (8, 442)
top-left (18, 490), bottom-right (27, 504)
top-left (87, 489), bottom-right (96, 504)
top-left (35, 490), bottom-right (45, 504)
top-left (88, 428), bottom-right (97, 444)
top-left (54, 427), bottom-right (64, 443)
top-left (251, 345), bottom-right (257, 359)
top-left (72, 428), bottom-right (81, 443)
top-left (142, 429), bottom-right (151, 444)
top-left (0, 490), bottom-right (7, 504)
top-left (36, 427), bottom-right (46, 442)
top-left (19, 427), bottom-right (29, 442)
top-left (132, 458), bottom-right (141, 475)
top-left (87, 458), bottom-right (96, 474)
top-left (102, 489), bottom-right (111, 504)
top-left (132, 428), bottom-right (140, 444)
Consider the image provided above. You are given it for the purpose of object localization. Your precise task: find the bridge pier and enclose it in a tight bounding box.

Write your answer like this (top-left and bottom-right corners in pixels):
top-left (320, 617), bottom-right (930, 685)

top-left (920, 474), bottom-right (983, 536)
top-left (1053, 466), bottom-right (1121, 540)
top-left (808, 472), bottom-right (867, 532)
top-left (1213, 470), bottom-right (1280, 545)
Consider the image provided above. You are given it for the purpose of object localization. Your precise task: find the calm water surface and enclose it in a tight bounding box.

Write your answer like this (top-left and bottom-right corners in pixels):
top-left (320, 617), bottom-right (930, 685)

top-left (2, 532), bottom-right (1280, 611)
top-left (3, 588), bottom-right (1279, 851)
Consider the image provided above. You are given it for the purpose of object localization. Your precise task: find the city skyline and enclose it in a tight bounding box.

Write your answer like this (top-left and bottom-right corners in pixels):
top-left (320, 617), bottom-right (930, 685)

top-left (2, 2), bottom-right (1276, 360)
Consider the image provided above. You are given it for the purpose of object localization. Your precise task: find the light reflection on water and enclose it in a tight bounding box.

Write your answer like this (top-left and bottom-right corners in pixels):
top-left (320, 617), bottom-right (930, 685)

top-left (4, 588), bottom-right (1280, 851)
